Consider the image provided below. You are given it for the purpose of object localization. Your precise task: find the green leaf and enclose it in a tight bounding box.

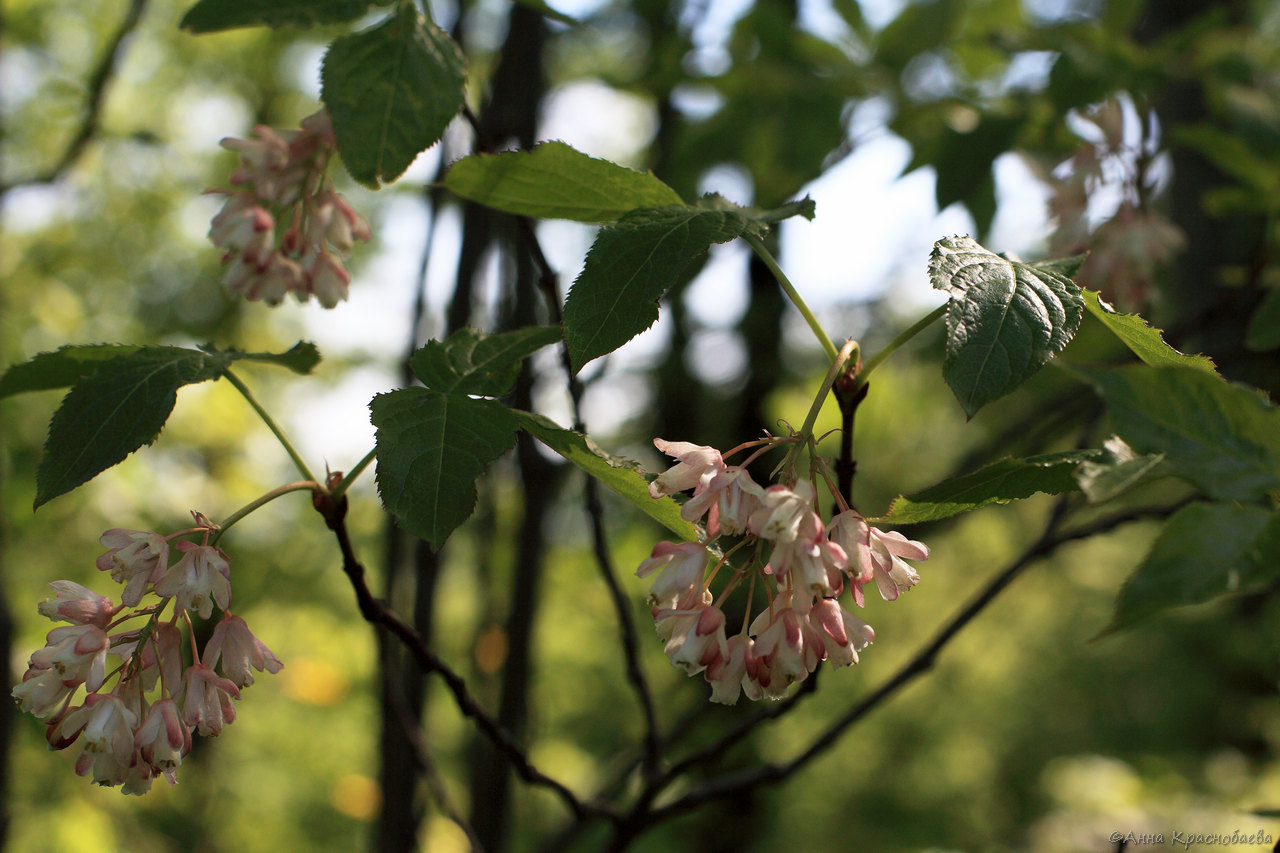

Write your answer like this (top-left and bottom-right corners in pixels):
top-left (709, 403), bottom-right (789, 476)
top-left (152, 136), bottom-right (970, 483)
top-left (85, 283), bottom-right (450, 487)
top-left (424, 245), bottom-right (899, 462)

top-left (371, 388), bottom-right (518, 550)
top-left (410, 326), bottom-right (560, 396)
top-left (875, 450), bottom-right (1103, 525)
top-left (0, 344), bottom-right (140, 399)
top-left (441, 142), bottom-right (683, 222)
top-left (511, 410), bottom-right (699, 542)
top-left (1079, 365), bottom-right (1280, 501)
top-left (1075, 436), bottom-right (1169, 504)
top-left (35, 348), bottom-right (235, 509)
top-left (563, 204), bottom-right (757, 371)
top-left (321, 6), bottom-right (466, 188)
top-left (180, 0), bottom-right (375, 32)
top-left (1083, 289), bottom-right (1217, 371)
top-left (1106, 503), bottom-right (1280, 634)
top-left (1245, 287), bottom-right (1280, 352)
top-left (930, 236), bottom-right (1085, 417)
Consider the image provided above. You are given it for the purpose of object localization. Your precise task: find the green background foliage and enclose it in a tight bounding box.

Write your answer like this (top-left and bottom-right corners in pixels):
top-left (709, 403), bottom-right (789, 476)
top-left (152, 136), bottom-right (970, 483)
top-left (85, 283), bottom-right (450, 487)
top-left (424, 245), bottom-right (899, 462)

top-left (3, 0), bottom-right (1280, 851)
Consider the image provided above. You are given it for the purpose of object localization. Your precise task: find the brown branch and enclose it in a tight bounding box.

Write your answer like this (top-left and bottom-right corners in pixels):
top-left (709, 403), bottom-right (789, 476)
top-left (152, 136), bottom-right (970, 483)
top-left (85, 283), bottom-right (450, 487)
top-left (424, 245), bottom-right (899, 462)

top-left (0, 0), bottom-right (148, 194)
top-left (311, 489), bottom-right (612, 823)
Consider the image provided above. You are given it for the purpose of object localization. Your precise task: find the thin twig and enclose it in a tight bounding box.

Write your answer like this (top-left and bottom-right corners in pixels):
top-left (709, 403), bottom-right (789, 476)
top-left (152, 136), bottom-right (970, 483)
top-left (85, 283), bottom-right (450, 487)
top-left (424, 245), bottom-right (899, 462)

top-left (312, 491), bottom-right (611, 822)
top-left (0, 0), bottom-right (149, 194)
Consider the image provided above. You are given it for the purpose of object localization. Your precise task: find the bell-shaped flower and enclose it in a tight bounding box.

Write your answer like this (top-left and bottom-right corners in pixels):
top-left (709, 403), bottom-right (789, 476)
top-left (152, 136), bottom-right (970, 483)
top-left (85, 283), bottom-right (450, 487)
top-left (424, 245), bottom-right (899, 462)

top-left (79, 693), bottom-right (139, 764)
top-left (830, 512), bottom-right (928, 603)
top-left (12, 665), bottom-right (77, 718)
top-left (748, 480), bottom-right (816, 543)
top-left (747, 595), bottom-right (820, 698)
top-left (179, 662), bottom-right (241, 736)
top-left (30, 624), bottom-right (110, 692)
top-left (662, 605), bottom-right (728, 676)
top-left (810, 597), bottom-right (875, 668)
top-left (97, 529), bottom-right (169, 607)
top-left (704, 634), bottom-right (752, 705)
top-left (205, 614), bottom-right (283, 688)
top-left (636, 541), bottom-right (708, 609)
top-left (37, 581), bottom-right (115, 628)
top-left (648, 439), bottom-right (724, 499)
top-left (135, 699), bottom-right (191, 775)
top-left (153, 542), bottom-right (231, 619)
top-left (306, 250), bottom-right (352, 308)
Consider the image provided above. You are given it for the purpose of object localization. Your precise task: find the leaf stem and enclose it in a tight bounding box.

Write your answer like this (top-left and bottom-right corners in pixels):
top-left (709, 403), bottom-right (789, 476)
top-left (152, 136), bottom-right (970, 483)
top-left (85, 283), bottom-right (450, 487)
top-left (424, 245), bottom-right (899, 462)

top-left (779, 339), bottom-right (858, 477)
top-left (222, 369), bottom-right (317, 483)
top-left (331, 446), bottom-right (377, 500)
top-left (211, 480), bottom-right (322, 545)
top-left (858, 303), bottom-right (947, 385)
top-left (744, 233), bottom-right (839, 364)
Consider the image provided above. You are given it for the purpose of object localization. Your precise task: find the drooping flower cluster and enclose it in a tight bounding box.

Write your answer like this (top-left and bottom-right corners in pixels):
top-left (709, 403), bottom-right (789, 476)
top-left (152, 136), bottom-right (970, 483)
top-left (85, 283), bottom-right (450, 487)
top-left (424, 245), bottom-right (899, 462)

top-left (11, 518), bottom-right (281, 794)
top-left (207, 109), bottom-right (370, 308)
top-left (639, 438), bottom-right (928, 704)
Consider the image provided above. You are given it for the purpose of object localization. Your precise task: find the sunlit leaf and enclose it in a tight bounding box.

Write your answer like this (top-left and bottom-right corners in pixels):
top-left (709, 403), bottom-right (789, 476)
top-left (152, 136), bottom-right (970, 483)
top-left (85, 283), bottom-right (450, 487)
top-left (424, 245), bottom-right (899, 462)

top-left (1082, 289), bottom-right (1217, 372)
top-left (564, 203), bottom-right (758, 371)
top-left (1105, 502), bottom-right (1280, 634)
top-left (321, 5), bottom-right (466, 188)
top-left (441, 142), bottom-right (683, 221)
top-left (930, 236), bottom-right (1084, 417)
top-left (512, 410), bottom-right (699, 542)
top-left (876, 450), bottom-right (1103, 524)
top-left (410, 326), bottom-right (561, 396)
top-left (371, 388), bottom-right (517, 550)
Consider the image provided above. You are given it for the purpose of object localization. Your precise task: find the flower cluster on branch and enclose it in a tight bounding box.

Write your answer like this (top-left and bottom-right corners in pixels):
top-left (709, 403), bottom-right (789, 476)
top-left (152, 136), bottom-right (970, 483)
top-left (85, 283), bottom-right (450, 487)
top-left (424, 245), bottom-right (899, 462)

top-left (207, 109), bottom-right (370, 308)
top-left (11, 517), bottom-right (281, 794)
top-left (640, 438), bottom-right (928, 704)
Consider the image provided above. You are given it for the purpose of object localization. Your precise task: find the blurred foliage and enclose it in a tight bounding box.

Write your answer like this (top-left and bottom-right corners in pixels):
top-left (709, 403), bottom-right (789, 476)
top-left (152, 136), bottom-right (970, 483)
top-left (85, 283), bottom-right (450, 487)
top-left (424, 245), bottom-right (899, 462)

top-left (3, 0), bottom-right (1280, 851)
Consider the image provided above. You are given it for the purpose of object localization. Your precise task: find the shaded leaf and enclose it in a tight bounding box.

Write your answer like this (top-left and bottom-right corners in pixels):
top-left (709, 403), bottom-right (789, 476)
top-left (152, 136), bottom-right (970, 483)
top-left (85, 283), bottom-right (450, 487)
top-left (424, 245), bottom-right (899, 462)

top-left (1083, 289), bottom-right (1217, 371)
top-left (1106, 502), bottom-right (1280, 634)
top-left (1075, 436), bottom-right (1169, 504)
top-left (1080, 365), bottom-right (1280, 501)
top-left (0, 344), bottom-right (140, 399)
top-left (371, 388), bottom-right (517, 550)
top-left (510, 0), bottom-right (579, 25)
top-left (876, 450), bottom-right (1103, 525)
top-left (180, 0), bottom-right (375, 32)
top-left (564, 204), bottom-right (757, 372)
top-left (410, 326), bottom-right (561, 396)
top-left (1245, 287), bottom-right (1280, 352)
top-left (36, 348), bottom-right (234, 508)
top-left (512, 410), bottom-right (699, 542)
top-left (930, 236), bottom-right (1084, 417)
top-left (219, 341), bottom-right (323, 375)
top-left (321, 6), bottom-right (466, 188)
top-left (441, 142), bottom-right (682, 221)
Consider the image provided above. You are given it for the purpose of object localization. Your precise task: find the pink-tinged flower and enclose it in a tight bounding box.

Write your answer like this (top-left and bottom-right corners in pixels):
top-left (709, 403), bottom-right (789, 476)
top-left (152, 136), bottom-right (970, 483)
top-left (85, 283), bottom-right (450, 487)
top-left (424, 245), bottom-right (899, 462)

top-left (12, 666), bottom-right (77, 718)
top-left (111, 622), bottom-right (184, 692)
top-left (135, 699), bottom-right (191, 774)
top-left (37, 581), bottom-right (116, 627)
top-left (153, 542), bottom-right (231, 619)
top-left (307, 250), bottom-right (352, 308)
top-left (97, 529), bottom-right (169, 607)
top-left (748, 480), bottom-right (817, 543)
top-left (209, 195), bottom-right (275, 253)
top-left (831, 512), bottom-right (928, 603)
top-left (810, 598), bottom-right (875, 668)
top-left (704, 634), bottom-right (752, 705)
top-left (79, 693), bottom-right (139, 764)
top-left (662, 606), bottom-right (728, 676)
top-left (770, 514), bottom-right (846, 614)
top-left (205, 614), bottom-right (283, 688)
top-left (747, 596), bottom-right (821, 698)
top-left (179, 663), bottom-right (241, 736)
top-left (648, 439), bottom-right (725, 499)
top-left (635, 541), bottom-right (708, 609)
top-left (30, 624), bottom-right (111, 692)
top-left (652, 589), bottom-right (712, 642)
top-left (680, 466), bottom-right (766, 538)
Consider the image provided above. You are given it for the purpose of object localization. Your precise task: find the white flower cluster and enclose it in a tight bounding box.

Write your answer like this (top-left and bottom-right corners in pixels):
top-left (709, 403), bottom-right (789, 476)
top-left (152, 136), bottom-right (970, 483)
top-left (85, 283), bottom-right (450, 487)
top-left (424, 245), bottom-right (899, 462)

top-left (639, 439), bottom-right (927, 704)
